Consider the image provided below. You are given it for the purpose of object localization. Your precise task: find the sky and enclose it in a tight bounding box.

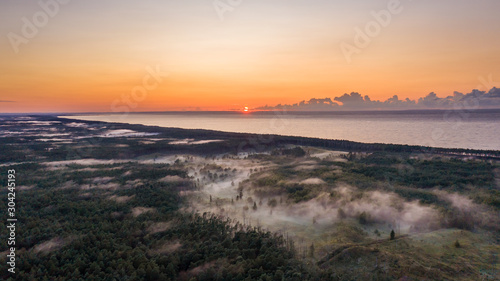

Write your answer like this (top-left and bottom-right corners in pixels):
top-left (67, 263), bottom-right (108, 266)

top-left (0, 0), bottom-right (499, 113)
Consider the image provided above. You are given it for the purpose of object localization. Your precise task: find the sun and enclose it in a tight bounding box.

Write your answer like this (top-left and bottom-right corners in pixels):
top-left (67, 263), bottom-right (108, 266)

top-left (243, 106), bottom-right (249, 113)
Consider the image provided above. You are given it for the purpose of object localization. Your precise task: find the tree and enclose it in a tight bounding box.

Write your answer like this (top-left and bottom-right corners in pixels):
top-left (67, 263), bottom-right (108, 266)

top-left (268, 199), bottom-right (278, 208)
top-left (358, 211), bottom-right (369, 225)
top-left (390, 229), bottom-right (395, 240)
top-left (338, 208), bottom-right (347, 220)
top-left (309, 243), bottom-right (315, 258)
top-left (253, 202), bottom-right (258, 211)
top-left (165, 263), bottom-right (176, 278)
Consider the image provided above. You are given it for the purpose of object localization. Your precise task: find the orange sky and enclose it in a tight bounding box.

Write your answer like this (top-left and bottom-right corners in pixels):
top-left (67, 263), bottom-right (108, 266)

top-left (1, 0), bottom-right (499, 113)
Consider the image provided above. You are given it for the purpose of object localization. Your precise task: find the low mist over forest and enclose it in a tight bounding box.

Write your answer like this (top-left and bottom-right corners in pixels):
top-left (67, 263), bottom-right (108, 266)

top-left (0, 116), bottom-right (498, 280)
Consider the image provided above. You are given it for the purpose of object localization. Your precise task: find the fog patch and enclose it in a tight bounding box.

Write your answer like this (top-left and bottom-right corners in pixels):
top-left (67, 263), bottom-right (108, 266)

top-left (108, 195), bottom-right (135, 203)
top-left (139, 155), bottom-right (189, 165)
top-left (81, 179), bottom-right (120, 190)
top-left (37, 133), bottom-right (70, 137)
top-left (437, 191), bottom-right (475, 211)
top-left (0, 131), bottom-right (24, 137)
top-left (169, 139), bottom-right (223, 145)
top-left (36, 138), bottom-right (73, 142)
top-left (59, 181), bottom-right (77, 190)
top-left (435, 190), bottom-right (500, 230)
top-left (159, 175), bottom-right (187, 183)
top-left (150, 240), bottom-right (182, 255)
top-left (131, 207), bottom-right (156, 217)
top-left (115, 144), bottom-right (129, 148)
top-left (124, 179), bottom-right (143, 188)
top-left (44, 159), bottom-right (131, 167)
top-left (187, 181), bottom-right (441, 250)
top-left (300, 178), bottom-right (326, 185)
top-left (293, 164), bottom-right (319, 171)
top-left (15, 121), bottom-right (61, 126)
top-left (32, 237), bottom-right (74, 254)
top-left (309, 150), bottom-right (348, 161)
top-left (92, 177), bottom-right (114, 184)
top-left (18, 185), bottom-right (36, 191)
top-left (147, 221), bottom-right (173, 234)
top-left (100, 129), bottom-right (159, 138)
top-left (13, 116), bottom-right (34, 121)
top-left (79, 192), bottom-right (92, 198)
top-left (65, 122), bottom-right (88, 128)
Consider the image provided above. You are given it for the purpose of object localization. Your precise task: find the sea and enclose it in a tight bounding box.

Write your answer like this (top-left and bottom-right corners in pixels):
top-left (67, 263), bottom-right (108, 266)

top-left (63, 109), bottom-right (500, 151)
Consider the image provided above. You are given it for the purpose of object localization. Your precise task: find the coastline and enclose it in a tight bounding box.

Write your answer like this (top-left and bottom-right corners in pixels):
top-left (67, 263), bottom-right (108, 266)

top-left (54, 115), bottom-right (500, 159)
top-left (58, 110), bottom-right (500, 151)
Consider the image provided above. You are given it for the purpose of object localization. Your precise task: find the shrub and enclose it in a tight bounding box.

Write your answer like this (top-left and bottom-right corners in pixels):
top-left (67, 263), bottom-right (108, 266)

top-left (358, 211), bottom-right (369, 225)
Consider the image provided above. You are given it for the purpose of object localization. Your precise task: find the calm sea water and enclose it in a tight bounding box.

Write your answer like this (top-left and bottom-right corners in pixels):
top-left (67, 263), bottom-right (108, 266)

top-left (65, 110), bottom-right (500, 151)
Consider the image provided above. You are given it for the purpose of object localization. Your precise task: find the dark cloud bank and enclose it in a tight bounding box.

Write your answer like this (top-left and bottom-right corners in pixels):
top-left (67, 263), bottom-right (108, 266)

top-left (256, 87), bottom-right (500, 111)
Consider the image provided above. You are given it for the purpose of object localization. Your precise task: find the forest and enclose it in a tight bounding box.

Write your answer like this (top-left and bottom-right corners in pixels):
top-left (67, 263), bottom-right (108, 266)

top-left (0, 116), bottom-right (498, 280)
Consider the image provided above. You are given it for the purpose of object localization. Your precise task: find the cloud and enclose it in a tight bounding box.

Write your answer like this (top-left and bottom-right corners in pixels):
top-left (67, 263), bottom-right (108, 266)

top-left (334, 92), bottom-right (365, 106)
top-left (0, 100), bottom-right (15, 103)
top-left (256, 87), bottom-right (500, 111)
top-left (258, 97), bottom-right (340, 111)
